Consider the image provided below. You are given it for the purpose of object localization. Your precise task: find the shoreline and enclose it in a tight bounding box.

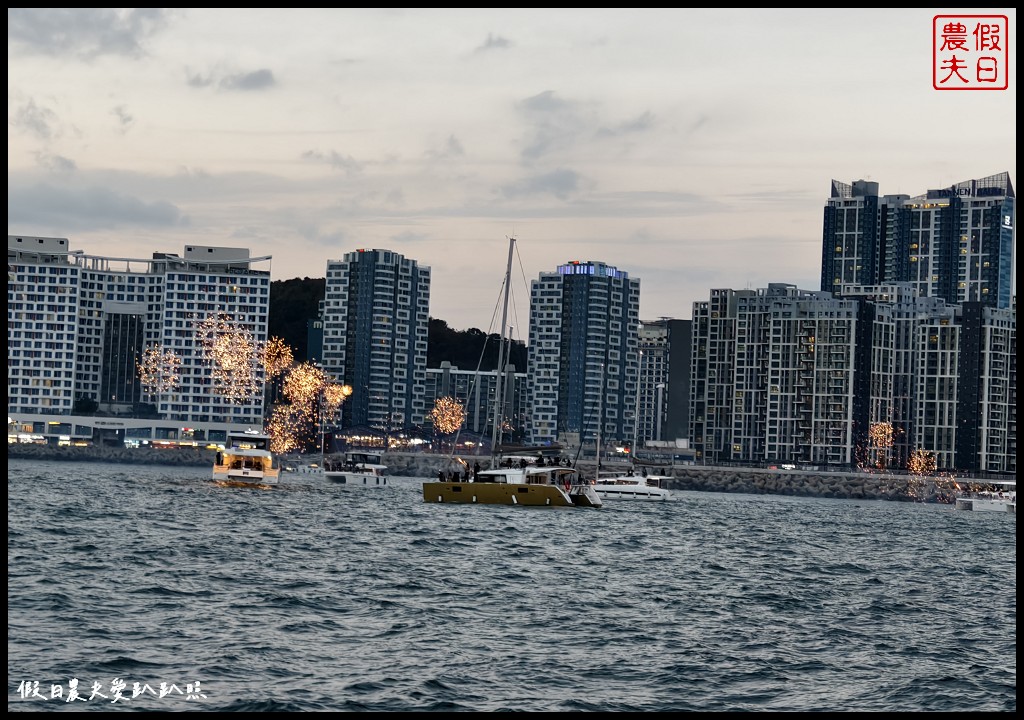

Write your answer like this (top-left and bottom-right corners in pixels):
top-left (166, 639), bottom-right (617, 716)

top-left (7, 443), bottom-right (992, 505)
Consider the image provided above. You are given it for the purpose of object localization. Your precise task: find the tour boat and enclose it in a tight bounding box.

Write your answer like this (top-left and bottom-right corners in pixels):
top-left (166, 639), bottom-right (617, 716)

top-left (593, 470), bottom-right (673, 501)
top-left (212, 429), bottom-right (280, 487)
top-left (954, 480), bottom-right (1015, 513)
top-left (322, 450), bottom-right (389, 486)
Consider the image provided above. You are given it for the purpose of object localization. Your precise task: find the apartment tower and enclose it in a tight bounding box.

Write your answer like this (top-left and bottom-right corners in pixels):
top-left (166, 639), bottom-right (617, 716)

top-left (526, 260), bottom-right (640, 452)
top-left (321, 249), bottom-right (430, 435)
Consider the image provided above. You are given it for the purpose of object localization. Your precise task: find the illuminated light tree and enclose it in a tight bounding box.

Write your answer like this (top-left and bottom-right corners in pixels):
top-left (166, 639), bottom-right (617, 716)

top-left (137, 345), bottom-right (182, 401)
top-left (195, 312), bottom-right (264, 404)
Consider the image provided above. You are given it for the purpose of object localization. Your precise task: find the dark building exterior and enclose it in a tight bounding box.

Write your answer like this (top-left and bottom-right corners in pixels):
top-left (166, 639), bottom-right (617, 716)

top-left (822, 172), bottom-right (1015, 309)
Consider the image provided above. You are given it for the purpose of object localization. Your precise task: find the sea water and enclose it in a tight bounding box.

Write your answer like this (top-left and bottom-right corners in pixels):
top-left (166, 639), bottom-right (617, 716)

top-left (7, 459), bottom-right (1016, 711)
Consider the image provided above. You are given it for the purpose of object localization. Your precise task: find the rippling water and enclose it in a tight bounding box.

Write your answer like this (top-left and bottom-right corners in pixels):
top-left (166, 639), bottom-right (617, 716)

top-left (7, 459), bottom-right (1016, 712)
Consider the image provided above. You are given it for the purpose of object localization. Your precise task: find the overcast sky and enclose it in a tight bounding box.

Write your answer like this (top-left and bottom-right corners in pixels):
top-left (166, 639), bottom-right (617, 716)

top-left (8, 8), bottom-right (1017, 337)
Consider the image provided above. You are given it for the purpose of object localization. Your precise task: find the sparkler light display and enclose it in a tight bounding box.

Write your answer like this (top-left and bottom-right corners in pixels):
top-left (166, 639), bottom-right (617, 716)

top-left (323, 383), bottom-right (353, 413)
top-left (136, 345), bottom-right (182, 398)
top-left (281, 362), bottom-right (329, 415)
top-left (266, 403), bottom-right (306, 454)
top-left (195, 312), bottom-right (263, 403)
top-left (868, 421), bottom-right (895, 469)
top-left (267, 362), bottom-right (354, 452)
top-left (907, 448), bottom-right (937, 476)
top-left (431, 396), bottom-right (465, 435)
top-left (263, 336), bottom-right (294, 380)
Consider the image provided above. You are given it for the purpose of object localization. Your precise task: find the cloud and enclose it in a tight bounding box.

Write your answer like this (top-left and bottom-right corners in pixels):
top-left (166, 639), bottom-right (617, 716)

top-left (219, 69), bottom-right (276, 92)
top-left (476, 33), bottom-right (512, 52)
top-left (519, 90), bottom-right (571, 114)
top-left (8, 183), bottom-right (188, 232)
top-left (10, 99), bottom-right (59, 141)
top-left (112, 105), bottom-right (135, 134)
top-left (500, 169), bottom-right (581, 200)
top-left (425, 135), bottom-right (465, 161)
top-left (517, 91), bottom-right (591, 162)
top-left (186, 70), bottom-right (215, 88)
top-left (7, 8), bottom-right (172, 60)
top-left (596, 111), bottom-right (656, 138)
top-left (301, 150), bottom-right (363, 175)
top-left (35, 153), bottom-right (78, 173)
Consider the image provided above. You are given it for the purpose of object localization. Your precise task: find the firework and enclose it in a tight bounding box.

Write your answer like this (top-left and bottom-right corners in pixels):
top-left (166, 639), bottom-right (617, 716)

top-left (266, 403), bottom-right (307, 454)
top-left (274, 364), bottom-right (354, 452)
top-left (869, 421), bottom-right (894, 449)
top-left (137, 345), bottom-right (182, 398)
top-left (323, 383), bottom-right (353, 413)
top-left (263, 336), bottom-right (294, 379)
top-left (907, 448), bottom-right (937, 476)
top-left (194, 312), bottom-right (263, 403)
top-left (431, 396), bottom-right (466, 435)
top-left (281, 362), bottom-right (329, 417)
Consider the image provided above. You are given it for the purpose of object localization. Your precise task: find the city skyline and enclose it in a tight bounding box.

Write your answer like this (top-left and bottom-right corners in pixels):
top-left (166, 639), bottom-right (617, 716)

top-left (7, 9), bottom-right (1017, 333)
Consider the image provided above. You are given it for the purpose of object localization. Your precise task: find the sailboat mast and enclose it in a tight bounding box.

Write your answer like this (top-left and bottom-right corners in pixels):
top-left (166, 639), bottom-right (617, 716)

top-left (633, 349), bottom-right (642, 466)
top-left (596, 361), bottom-right (604, 475)
top-left (490, 236), bottom-right (516, 460)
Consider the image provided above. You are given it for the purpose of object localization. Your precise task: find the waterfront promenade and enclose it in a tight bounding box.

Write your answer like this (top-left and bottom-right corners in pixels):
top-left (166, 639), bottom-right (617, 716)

top-left (8, 443), bottom-right (981, 504)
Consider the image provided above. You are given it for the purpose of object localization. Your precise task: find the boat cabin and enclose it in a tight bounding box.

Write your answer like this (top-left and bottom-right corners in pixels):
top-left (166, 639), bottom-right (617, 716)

top-left (227, 430), bottom-right (271, 451)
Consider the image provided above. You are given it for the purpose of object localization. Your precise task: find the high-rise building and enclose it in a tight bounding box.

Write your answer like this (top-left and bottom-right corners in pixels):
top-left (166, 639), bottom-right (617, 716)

top-left (321, 249), bottom-right (430, 435)
top-left (636, 321), bottom-right (670, 450)
top-left (526, 260), bottom-right (640, 452)
top-left (690, 283), bottom-right (1015, 473)
top-left (821, 171), bottom-right (1015, 308)
top-left (637, 319), bottom-right (692, 445)
top-left (8, 235), bottom-right (271, 441)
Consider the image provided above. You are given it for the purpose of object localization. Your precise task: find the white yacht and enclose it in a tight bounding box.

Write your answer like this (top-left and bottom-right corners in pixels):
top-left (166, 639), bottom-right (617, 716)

top-left (593, 470), bottom-right (673, 501)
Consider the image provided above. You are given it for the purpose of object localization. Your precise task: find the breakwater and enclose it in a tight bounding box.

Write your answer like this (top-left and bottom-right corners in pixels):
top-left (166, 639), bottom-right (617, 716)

top-left (8, 443), bottom-right (977, 504)
top-left (7, 442), bottom-right (215, 467)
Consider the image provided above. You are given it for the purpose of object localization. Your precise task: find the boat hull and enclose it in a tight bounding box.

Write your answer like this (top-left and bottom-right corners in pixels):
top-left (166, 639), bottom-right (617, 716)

top-left (324, 471), bottom-right (387, 485)
top-left (595, 488), bottom-right (671, 501)
top-left (423, 481), bottom-right (576, 506)
top-left (213, 468), bottom-right (279, 486)
top-left (954, 496), bottom-right (1013, 512)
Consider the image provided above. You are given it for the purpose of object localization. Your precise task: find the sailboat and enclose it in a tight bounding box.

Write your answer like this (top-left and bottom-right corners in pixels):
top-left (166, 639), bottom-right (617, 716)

top-left (421, 237), bottom-right (602, 508)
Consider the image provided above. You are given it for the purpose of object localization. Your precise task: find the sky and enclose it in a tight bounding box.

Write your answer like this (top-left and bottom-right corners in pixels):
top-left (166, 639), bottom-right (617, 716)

top-left (8, 8), bottom-right (1017, 338)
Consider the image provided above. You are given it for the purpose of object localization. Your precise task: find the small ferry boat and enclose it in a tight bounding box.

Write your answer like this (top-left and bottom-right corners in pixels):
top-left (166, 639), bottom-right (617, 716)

top-left (593, 470), bottom-right (673, 501)
top-left (212, 429), bottom-right (280, 487)
top-left (954, 480), bottom-right (1015, 513)
top-left (322, 451), bottom-right (388, 485)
